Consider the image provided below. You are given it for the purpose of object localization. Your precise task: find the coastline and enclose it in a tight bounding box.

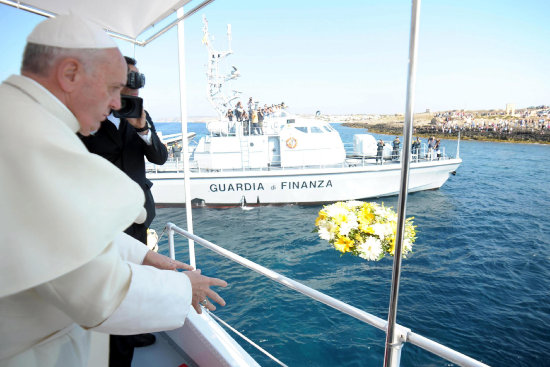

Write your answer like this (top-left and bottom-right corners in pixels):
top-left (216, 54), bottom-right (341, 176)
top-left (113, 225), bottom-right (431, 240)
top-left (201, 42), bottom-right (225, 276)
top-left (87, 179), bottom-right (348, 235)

top-left (343, 122), bottom-right (550, 144)
top-left (330, 111), bottom-right (550, 144)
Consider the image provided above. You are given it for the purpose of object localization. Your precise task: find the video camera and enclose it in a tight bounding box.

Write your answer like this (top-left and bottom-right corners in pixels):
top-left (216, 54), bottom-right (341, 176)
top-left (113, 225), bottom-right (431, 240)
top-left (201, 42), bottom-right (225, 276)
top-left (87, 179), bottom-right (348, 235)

top-left (113, 69), bottom-right (146, 118)
top-left (113, 95), bottom-right (143, 118)
top-left (126, 70), bottom-right (145, 90)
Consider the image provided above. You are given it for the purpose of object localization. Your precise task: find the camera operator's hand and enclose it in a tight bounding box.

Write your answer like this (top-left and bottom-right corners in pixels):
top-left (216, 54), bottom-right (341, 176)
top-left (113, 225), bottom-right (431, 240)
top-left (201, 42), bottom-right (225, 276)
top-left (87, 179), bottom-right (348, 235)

top-left (127, 109), bottom-right (148, 135)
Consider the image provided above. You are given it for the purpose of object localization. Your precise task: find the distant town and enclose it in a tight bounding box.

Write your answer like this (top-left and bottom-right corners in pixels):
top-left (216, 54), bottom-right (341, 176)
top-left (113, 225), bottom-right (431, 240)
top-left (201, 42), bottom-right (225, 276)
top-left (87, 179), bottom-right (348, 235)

top-left (332, 104), bottom-right (550, 144)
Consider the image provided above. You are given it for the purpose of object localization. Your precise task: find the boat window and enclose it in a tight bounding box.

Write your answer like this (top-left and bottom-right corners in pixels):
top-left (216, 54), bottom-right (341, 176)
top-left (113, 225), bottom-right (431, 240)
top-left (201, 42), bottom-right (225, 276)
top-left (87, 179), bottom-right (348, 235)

top-left (294, 127), bottom-right (308, 133)
top-left (323, 125), bottom-right (334, 132)
top-left (310, 126), bottom-right (323, 133)
top-left (287, 119), bottom-right (295, 124)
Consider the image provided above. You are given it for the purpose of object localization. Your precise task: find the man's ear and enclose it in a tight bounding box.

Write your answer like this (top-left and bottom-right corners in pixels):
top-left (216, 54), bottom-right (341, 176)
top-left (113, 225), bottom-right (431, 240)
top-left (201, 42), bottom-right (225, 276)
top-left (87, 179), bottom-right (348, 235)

top-left (56, 58), bottom-right (82, 93)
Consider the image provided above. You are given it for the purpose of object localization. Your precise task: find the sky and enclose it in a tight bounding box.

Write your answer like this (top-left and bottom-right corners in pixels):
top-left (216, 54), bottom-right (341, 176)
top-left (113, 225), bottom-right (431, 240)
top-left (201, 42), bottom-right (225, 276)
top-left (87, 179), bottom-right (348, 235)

top-left (0, 0), bottom-right (548, 120)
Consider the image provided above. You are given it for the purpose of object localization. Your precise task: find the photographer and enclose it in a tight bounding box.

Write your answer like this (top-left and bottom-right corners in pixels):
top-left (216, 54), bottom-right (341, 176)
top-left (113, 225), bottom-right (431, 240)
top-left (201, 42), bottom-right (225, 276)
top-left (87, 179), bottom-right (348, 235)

top-left (79, 56), bottom-right (168, 366)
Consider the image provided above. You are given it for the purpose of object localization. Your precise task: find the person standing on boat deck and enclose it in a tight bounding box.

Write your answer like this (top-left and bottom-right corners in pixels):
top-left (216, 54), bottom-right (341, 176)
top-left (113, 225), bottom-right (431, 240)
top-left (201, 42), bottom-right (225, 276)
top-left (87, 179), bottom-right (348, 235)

top-left (79, 56), bottom-right (167, 245)
top-left (251, 109), bottom-right (259, 135)
top-left (242, 110), bottom-right (250, 135)
top-left (392, 136), bottom-right (400, 161)
top-left (426, 136), bottom-right (433, 158)
top-left (434, 138), bottom-right (442, 160)
top-left (376, 139), bottom-right (385, 164)
top-left (168, 144), bottom-right (174, 159)
top-left (412, 137), bottom-right (421, 157)
top-left (0, 14), bottom-right (227, 367)
top-left (427, 136), bottom-right (436, 159)
top-left (173, 142), bottom-right (182, 164)
top-left (258, 108), bottom-right (265, 135)
top-left (234, 101), bottom-right (243, 122)
top-left (78, 56), bottom-right (168, 366)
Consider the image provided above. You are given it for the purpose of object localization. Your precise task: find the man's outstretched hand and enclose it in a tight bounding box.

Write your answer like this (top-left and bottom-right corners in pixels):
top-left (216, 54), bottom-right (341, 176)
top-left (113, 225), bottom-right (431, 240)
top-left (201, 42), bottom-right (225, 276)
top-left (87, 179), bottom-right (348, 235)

top-left (184, 270), bottom-right (227, 314)
top-left (142, 252), bottom-right (227, 313)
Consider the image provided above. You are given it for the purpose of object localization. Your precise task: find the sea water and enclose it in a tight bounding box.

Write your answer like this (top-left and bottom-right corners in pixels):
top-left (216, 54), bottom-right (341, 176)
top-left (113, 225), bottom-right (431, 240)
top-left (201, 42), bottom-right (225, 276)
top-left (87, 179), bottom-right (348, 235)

top-left (151, 122), bottom-right (550, 366)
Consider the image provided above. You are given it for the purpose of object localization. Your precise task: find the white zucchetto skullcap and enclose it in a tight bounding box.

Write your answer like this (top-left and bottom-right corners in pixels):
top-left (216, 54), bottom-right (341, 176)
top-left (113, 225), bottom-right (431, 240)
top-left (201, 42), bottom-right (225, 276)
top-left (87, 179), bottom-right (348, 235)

top-left (27, 13), bottom-right (117, 49)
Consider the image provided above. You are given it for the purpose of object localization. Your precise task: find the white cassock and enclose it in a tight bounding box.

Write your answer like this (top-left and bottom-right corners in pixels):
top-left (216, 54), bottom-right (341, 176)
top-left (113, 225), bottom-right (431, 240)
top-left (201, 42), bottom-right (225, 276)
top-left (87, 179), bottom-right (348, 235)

top-left (0, 75), bottom-right (192, 366)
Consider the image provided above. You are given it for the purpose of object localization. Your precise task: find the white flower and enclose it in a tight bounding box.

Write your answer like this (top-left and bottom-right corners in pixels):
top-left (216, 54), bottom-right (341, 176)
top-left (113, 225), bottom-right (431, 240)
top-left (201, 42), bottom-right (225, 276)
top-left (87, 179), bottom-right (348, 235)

top-left (338, 212), bottom-right (358, 236)
top-left (403, 238), bottom-right (413, 254)
top-left (325, 204), bottom-right (347, 218)
top-left (358, 237), bottom-right (383, 261)
top-left (318, 221), bottom-right (338, 241)
top-left (372, 223), bottom-right (392, 240)
top-left (318, 226), bottom-right (332, 241)
top-left (339, 219), bottom-right (357, 236)
top-left (346, 200), bottom-right (364, 208)
top-left (374, 205), bottom-right (396, 221)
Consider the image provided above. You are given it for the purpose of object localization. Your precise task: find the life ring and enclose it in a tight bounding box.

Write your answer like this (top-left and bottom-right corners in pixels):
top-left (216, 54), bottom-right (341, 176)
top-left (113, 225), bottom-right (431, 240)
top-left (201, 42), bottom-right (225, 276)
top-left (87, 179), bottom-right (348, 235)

top-left (286, 137), bottom-right (297, 149)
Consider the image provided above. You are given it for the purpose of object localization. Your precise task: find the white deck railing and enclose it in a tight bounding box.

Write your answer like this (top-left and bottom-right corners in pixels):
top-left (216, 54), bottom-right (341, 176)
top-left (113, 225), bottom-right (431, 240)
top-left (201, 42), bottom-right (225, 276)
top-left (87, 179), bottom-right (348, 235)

top-left (146, 146), bottom-right (455, 174)
top-left (165, 222), bottom-right (489, 367)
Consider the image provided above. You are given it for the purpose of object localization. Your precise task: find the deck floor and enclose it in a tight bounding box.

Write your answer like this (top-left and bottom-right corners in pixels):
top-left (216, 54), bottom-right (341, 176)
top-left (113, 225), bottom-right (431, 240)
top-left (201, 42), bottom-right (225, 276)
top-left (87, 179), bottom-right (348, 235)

top-left (132, 332), bottom-right (197, 367)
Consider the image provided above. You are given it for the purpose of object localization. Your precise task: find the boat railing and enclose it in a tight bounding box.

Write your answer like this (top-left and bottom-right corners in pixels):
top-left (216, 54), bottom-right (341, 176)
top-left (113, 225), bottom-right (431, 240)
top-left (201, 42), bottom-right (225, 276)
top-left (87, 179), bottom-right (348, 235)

top-left (146, 152), bottom-right (458, 174)
top-left (343, 141), bottom-right (451, 165)
top-left (165, 222), bottom-right (489, 367)
top-left (146, 139), bottom-right (457, 173)
top-left (213, 119), bottom-right (283, 137)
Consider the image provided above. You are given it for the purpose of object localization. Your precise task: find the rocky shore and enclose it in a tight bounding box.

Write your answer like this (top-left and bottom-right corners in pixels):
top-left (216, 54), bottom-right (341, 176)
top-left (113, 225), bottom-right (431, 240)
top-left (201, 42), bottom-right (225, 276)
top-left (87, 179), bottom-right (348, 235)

top-left (330, 111), bottom-right (550, 144)
top-left (343, 122), bottom-right (550, 144)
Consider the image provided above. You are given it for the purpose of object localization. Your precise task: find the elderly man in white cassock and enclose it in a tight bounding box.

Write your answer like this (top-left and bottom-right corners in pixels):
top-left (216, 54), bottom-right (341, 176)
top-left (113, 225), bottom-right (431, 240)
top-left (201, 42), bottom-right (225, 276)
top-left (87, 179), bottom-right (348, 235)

top-left (0, 14), bottom-right (227, 367)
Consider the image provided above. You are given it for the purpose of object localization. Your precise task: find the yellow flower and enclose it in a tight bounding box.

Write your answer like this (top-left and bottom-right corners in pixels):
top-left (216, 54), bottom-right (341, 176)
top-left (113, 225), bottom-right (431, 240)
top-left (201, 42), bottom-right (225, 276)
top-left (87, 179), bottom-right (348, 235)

top-left (333, 212), bottom-right (348, 226)
top-left (358, 207), bottom-right (375, 225)
top-left (359, 223), bottom-right (375, 234)
top-left (334, 235), bottom-right (354, 253)
top-left (315, 210), bottom-right (327, 226)
top-left (389, 236), bottom-right (396, 255)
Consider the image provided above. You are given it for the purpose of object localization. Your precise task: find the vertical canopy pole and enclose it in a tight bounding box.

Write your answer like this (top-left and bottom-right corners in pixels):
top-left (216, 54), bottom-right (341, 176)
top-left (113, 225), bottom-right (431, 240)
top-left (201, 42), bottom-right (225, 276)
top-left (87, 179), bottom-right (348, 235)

top-left (176, 7), bottom-right (196, 269)
top-left (384, 0), bottom-right (421, 366)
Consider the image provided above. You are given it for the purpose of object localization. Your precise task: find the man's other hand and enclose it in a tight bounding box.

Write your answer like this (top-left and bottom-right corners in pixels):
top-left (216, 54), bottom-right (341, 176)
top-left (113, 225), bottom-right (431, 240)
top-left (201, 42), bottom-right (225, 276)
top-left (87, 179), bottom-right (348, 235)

top-left (142, 250), bottom-right (194, 271)
top-left (184, 270), bottom-right (227, 314)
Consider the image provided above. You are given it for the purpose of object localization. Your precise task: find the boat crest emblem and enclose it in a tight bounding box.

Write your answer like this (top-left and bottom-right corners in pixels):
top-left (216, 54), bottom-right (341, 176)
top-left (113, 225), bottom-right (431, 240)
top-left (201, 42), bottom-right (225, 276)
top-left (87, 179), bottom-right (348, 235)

top-left (286, 137), bottom-right (297, 149)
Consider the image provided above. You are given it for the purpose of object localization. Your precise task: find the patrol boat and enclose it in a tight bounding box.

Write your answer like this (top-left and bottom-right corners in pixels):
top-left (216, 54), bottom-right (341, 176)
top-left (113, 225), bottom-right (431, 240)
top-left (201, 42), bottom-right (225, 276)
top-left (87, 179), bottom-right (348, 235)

top-left (146, 17), bottom-right (462, 207)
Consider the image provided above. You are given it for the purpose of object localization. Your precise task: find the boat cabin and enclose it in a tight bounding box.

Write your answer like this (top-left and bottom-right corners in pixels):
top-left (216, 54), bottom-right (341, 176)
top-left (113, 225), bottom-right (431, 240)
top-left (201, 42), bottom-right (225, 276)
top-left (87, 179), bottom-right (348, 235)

top-left (193, 113), bottom-right (346, 170)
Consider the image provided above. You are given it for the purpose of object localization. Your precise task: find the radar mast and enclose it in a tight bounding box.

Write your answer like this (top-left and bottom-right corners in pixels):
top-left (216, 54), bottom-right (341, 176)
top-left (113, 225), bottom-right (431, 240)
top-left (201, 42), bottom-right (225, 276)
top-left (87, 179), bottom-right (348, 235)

top-left (202, 15), bottom-right (241, 119)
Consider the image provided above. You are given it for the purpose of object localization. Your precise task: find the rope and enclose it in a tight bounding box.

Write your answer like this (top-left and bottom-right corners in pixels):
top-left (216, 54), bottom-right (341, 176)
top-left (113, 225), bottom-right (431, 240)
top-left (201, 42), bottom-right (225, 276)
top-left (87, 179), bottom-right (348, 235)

top-left (203, 308), bottom-right (288, 367)
top-left (157, 225), bottom-right (168, 245)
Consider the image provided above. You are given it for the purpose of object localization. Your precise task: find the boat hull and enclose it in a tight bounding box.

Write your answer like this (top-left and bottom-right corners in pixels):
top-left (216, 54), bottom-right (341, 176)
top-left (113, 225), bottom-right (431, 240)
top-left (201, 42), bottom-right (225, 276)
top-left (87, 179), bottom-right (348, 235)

top-left (149, 158), bottom-right (461, 206)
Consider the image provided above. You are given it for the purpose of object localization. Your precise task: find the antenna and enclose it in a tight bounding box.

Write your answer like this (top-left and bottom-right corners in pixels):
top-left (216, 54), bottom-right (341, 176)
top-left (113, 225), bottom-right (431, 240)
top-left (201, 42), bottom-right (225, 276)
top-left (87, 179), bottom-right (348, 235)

top-left (202, 16), bottom-right (240, 119)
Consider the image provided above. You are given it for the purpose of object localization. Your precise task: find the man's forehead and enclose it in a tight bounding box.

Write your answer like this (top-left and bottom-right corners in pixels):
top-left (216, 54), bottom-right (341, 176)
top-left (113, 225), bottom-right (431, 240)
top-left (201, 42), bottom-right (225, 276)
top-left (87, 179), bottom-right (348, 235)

top-left (100, 51), bottom-right (127, 84)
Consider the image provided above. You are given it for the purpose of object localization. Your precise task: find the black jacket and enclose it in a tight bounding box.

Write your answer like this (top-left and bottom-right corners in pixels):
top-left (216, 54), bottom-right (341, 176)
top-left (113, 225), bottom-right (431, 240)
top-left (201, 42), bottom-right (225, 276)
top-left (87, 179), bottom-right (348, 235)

top-left (79, 111), bottom-right (168, 229)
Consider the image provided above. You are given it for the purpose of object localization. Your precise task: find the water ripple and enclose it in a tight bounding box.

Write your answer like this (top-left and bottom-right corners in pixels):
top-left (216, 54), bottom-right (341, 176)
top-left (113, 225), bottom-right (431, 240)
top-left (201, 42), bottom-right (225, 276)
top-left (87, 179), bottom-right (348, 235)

top-left (152, 126), bottom-right (550, 366)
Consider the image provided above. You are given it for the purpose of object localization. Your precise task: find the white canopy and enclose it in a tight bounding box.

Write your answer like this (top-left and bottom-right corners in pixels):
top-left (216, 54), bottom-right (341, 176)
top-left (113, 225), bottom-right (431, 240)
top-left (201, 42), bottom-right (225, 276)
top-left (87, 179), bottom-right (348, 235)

top-left (0, 0), bottom-right (203, 42)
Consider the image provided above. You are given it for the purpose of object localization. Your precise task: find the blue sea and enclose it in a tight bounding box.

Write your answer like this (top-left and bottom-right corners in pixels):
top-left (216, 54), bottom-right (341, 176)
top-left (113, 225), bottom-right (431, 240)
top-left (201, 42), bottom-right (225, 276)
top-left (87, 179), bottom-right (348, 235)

top-left (152, 122), bottom-right (550, 366)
